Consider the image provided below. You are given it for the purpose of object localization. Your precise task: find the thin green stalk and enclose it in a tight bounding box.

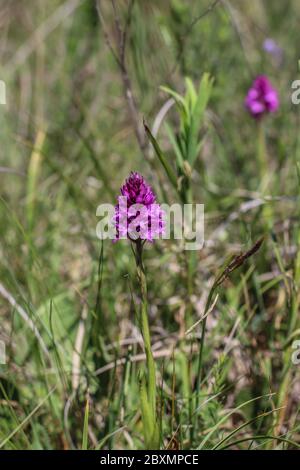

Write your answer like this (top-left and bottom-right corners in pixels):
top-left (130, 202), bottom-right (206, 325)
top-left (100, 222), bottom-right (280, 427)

top-left (258, 121), bottom-right (267, 182)
top-left (135, 241), bottom-right (159, 449)
top-left (81, 397), bottom-right (89, 450)
top-left (258, 122), bottom-right (273, 230)
top-left (181, 179), bottom-right (195, 445)
top-left (183, 182), bottom-right (195, 329)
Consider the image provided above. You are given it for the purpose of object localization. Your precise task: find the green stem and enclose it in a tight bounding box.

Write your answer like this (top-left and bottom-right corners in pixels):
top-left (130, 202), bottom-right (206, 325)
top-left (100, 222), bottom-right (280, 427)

top-left (258, 121), bottom-right (267, 182)
top-left (182, 179), bottom-right (195, 329)
top-left (258, 122), bottom-right (273, 231)
top-left (135, 241), bottom-right (159, 449)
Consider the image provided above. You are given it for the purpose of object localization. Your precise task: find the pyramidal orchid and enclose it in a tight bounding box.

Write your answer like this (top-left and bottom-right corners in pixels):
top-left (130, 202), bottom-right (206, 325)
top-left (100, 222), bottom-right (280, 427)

top-left (114, 172), bottom-right (165, 243)
top-left (245, 75), bottom-right (279, 120)
top-left (245, 76), bottom-right (280, 192)
top-left (114, 172), bottom-right (162, 449)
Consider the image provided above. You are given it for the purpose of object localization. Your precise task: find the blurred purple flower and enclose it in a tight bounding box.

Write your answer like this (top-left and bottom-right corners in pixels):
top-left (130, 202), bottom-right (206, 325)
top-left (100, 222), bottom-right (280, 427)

top-left (113, 172), bottom-right (165, 242)
top-left (245, 75), bottom-right (279, 119)
top-left (263, 38), bottom-right (283, 61)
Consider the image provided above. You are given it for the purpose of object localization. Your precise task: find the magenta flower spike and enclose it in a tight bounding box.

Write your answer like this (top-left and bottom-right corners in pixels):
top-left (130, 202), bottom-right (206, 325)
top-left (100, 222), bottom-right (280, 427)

top-left (245, 75), bottom-right (279, 119)
top-left (113, 172), bottom-right (165, 242)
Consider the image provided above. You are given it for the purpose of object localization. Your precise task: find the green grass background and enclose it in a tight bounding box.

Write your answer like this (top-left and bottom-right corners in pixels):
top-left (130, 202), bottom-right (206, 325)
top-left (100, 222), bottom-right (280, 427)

top-left (0, 0), bottom-right (300, 449)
